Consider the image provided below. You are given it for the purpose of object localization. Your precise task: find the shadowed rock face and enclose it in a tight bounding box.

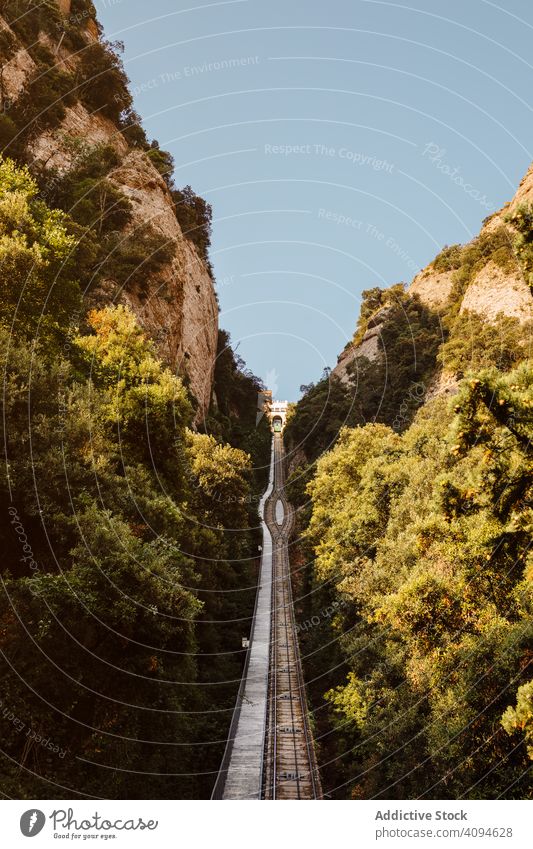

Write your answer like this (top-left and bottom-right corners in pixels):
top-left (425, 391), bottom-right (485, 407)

top-left (0, 10), bottom-right (219, 417)
top-left (332, 306), bottom-right (390, 383)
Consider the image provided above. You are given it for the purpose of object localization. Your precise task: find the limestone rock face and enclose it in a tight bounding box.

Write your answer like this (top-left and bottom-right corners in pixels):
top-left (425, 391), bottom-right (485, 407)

top-left (410, 268), bottom-right (455, 309)
top-left (424, 369), bottom-right (459, 403)
top-left (0, 12), bottom-right (219, 417)
top-left (332, 161), bottom-right (533, 393)
top-left (408, 162), bottom-right (533, 322)
top-left (27, 102), bottom-right (129, 171)
top-left (331, 345), bottom-right (358, 384)
top-left (460, 261), bottom-right (532, 323)
top-left (486, 160), bottom-right (533, 229)
top-left (0, 19), bottom-right (36, 103)
top-left (107, 151), bottom-right (218, 416)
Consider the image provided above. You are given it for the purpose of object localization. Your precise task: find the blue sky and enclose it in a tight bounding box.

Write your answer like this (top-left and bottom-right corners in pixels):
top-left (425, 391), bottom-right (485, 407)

top-left (95, 0), bottom-right (533, 400)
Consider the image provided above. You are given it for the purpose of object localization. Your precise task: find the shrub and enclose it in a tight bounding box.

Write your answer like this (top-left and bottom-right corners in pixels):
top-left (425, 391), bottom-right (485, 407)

top-left (119, 108), bottom-right (149, 149)
top-left (98, 224), bottom-right (175, 297)
top-left (438, 311), bottom-right (531, 377)
top-left (172, 185), bottom-right (212, 266)
top-left (11, 63), bottom-right (76, 140)
top-left (305, 365), bottom-right (533, 798)
top-left (352, 283), bottom-right (404, 346)
top-left (432, 243), bottom-right (463, 272)
top-left (506, 203), bottom-right (533, 292)
top-left (2, 1), bottom-right (61, 44)
top-left (0, 155), bottom-right (81, 348)
top-left (147, 145), bottom-right (174, 186)
top-left (0, 115), bottom-right (17, 154)
top-left (447, 226), bottom-right (517, 312)
top-left (77, 40), bottom-right (132, 124)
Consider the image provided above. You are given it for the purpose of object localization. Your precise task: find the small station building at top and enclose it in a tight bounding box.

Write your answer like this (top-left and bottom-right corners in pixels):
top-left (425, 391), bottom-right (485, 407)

top-left (259, 391), bottom-right (288, 432)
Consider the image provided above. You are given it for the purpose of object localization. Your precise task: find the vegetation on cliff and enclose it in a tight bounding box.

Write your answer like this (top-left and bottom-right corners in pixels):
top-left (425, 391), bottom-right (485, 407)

top-left (0, 159), bottom-right (261, 798)
top-left (285, 286), bottom-right (443, 463)
top-left (285, 180), bottom-right (533, 802)
top-left (304, 371), bottom-right (532, 798)
top-left (0, 2), bottom-right (267, 798)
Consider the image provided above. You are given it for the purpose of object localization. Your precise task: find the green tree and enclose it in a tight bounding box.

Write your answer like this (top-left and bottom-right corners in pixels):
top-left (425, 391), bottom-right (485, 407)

top-left (0, 156), bottom-right (81, 348)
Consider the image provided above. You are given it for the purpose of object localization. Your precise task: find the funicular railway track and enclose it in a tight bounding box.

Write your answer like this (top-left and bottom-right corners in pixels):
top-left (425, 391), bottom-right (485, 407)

top-left (211, 431), bottom-right (321, 800)
top-left (263, 435), bottom-right (322, 800)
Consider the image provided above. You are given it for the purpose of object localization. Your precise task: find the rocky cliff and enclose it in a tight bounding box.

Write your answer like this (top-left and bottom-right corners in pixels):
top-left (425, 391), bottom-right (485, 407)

top-left (333, 307), bottom-right (390, 384)
top-left (410, 165), bottom-right (533, 322)
top-left (0, 2), bottom-right (218, 416)
top-left (333, 162), bottom-right (533, 388)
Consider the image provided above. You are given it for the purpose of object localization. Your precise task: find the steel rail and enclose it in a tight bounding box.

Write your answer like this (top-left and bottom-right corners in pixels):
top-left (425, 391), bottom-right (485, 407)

top-left (285, 521), bottom-right (322, 799)
top-left (281, 540), bottom-right (302, 798)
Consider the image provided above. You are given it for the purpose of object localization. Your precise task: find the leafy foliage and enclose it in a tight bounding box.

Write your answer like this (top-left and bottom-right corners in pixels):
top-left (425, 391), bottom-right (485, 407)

top-left (0, 299), bottom-right (261, 797)
top-left (76, 40), bottom-right (133, 124)
top-left (10, 53), bottom-right (76, 145)
top-left (438, 311), bottom-right (531, 377)
top-left (502, 680), bottom-right (533, 760)
top-left (0, 13), bottom-right (261, 802)
top-left (172, 186), bottom-right (213, 268)
top-left (303, 366), bottom-right (532, 799)
top-left (2, 1), bottom-right (62, 44)
top-left (0, 156), bottom-right (81, 348)
top-left (431, 243), bottom-right (463, 273)
top-left (506, 203), bottom-right (533, 293)
top-left (206, 330), bottom-right (272, 496)
top-left (42, 143), bottom-right (174, 299)
top-left (0, 157), bottom-right (262, 798)
top-left (285, 288), bottom-right (443, 462)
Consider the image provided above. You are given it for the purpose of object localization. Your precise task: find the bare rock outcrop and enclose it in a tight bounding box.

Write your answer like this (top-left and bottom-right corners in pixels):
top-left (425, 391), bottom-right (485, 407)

top-left (424, 369), bottom-right (459, 403)
top-left (460, 261), bottom-right (532, 323)
top-left (409, 268), bottom-right (455, 309)
top-left (332, 162), bottom-right (533, 401)
top-left (485, 161), bottom-right (533, 231)
top-left (0, 18), bottom-right (36, 103)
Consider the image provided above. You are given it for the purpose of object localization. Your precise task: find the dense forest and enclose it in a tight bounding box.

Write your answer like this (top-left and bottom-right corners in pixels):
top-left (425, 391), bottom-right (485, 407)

top-left (285, 224), bottom-right (533, 798)
top-left (0, 2), bottom-right (271, 798)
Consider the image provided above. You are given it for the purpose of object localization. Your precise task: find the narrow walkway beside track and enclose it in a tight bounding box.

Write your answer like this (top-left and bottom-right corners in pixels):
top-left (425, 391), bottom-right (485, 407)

top-left (211, 442), bottom-right (274, 799)
top-left (213, 435), bottom-right (322, 800)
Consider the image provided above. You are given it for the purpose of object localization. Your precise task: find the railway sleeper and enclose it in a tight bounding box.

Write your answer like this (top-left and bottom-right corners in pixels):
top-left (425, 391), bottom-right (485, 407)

top-left (279, 771), bottom-right (308, 781)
